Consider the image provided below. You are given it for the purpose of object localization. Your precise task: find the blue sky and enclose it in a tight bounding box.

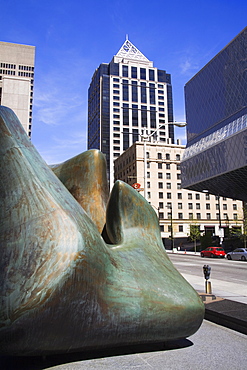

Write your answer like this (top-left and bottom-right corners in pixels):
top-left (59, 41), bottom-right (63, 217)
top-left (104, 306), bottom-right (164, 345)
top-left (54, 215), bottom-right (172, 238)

top-left (1, 0), bottom-right (246, 164)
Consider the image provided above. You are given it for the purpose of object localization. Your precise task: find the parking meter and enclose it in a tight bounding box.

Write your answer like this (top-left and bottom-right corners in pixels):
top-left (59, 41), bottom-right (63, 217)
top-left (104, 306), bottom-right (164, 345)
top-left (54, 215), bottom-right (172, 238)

top-left (203, 265), bottom-right (212, 294)
top-left (203, 265), bottom-right (211, 280)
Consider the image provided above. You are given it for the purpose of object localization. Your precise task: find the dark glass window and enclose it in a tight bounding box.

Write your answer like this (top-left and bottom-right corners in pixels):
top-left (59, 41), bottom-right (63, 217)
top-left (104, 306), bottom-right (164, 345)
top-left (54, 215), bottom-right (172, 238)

top-left (132, 107), bottom-right (138, 127)
top-left (131, 66), bottom-right (137, 78)
top-left (149, 84), bottom-right (156, 105)
top-left (150, 110), bottom-right (156, 128)
top-left (122, 80), bottom-right (129, 101)
top-left (123, 105), bottom-right (129, 126)
top-left (141, 108), bottom-right (147, 127)
top-left (157, 69), bottom-right (166, 82)
top-left (141, 82), bottom-right (147, 103)
top-left (123, 128), bottom-right (129, 150)
top-left (132, 81), bottom-right (138, 102)
top-left (122, 65), bottom-right (128, 77)
top-left (133, 129), bottom-right (139, 143)
top-left (149, 69), bottom-right (155, 81)
top-left (140, 68), bottom-right (146, 80)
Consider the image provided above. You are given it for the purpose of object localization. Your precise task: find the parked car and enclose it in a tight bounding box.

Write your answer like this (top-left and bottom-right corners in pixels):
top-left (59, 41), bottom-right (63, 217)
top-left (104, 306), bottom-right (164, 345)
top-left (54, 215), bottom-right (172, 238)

top-left (200, 246), bottom-right (226, 258)
top-left (226, 248), bottom-right (247, 261)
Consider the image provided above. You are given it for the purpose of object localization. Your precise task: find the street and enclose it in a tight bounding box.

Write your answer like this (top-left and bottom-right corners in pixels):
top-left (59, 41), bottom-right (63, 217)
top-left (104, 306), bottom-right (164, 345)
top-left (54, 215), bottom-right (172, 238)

top-left (168, 253), bottom-right (247, 304)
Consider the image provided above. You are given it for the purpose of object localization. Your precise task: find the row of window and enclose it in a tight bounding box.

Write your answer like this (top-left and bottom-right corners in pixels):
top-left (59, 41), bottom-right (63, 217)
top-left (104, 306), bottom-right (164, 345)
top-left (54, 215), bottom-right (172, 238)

top-left (157, 212), bottom-right (238, 220)
top-left (122, 66), bottom-right (158, 81)
top-left (0, 69), bottom-right (15, 75)
top-left (0, 63), bottom-right (34, 71)
top-left (18, 71), bottom-right (34, 78)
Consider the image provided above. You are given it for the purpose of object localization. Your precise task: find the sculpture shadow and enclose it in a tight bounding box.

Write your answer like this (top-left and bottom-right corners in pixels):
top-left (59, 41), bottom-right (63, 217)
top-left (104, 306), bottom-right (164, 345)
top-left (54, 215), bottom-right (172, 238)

top-left (0, 338), bottom-right (193, 370)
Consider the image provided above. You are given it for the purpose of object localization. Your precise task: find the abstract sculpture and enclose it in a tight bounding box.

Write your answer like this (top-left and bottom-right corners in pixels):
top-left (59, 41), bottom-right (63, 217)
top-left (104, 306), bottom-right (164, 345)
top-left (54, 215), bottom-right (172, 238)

top-left (0, 106), bottom-right (204, 356)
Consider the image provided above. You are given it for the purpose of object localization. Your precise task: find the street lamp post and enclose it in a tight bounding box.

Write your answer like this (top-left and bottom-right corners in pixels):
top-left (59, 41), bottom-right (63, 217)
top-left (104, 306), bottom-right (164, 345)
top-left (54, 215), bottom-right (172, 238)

top-left (203, 190), bottom-right (224, 245)
top-left (166, 203), bottom-right (174, 251)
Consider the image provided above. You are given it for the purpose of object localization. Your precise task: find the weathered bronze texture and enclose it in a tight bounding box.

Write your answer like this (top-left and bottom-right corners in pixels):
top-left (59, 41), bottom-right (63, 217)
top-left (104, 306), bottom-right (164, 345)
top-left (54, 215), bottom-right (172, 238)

top-left (0, 106), bottom-right (204, 356)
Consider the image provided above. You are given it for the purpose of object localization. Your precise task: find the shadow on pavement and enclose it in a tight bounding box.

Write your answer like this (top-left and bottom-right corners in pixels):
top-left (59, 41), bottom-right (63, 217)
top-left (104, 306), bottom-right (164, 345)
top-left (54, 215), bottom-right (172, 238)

top-left (0, 338), bottom-right (193, 370)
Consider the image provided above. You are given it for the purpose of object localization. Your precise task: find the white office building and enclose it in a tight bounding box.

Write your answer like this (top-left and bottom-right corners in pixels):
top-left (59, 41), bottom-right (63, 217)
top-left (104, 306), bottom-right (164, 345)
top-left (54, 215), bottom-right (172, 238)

top-left (88, 38), bottom-right (174, 188)
top-left (0, 41), bottom-right (35, 137)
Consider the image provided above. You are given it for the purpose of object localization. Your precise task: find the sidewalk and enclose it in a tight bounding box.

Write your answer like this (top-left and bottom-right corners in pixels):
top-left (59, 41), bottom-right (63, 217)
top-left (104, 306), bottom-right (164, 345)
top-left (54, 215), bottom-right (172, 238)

top-left (166, 250), bottom-right (247, 335)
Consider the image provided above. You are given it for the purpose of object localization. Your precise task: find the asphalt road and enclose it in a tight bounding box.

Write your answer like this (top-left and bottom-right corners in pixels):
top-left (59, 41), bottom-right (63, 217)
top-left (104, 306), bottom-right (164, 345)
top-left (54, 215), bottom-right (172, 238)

top-left (168, 253), bottom-right (247, 303)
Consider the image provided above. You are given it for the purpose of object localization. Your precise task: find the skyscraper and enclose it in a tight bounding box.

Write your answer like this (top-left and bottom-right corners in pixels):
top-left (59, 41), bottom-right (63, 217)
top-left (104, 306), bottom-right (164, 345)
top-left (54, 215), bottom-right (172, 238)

top-left (88, 38), bottom-right (174, 187)
top-left (0, 41), bottom-right (35, 137)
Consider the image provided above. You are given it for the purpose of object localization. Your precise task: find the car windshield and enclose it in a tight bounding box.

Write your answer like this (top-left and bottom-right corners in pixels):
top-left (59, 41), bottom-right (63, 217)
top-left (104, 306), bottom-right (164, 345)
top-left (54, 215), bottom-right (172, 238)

top-left (216, 248), bottom-right (224, 251)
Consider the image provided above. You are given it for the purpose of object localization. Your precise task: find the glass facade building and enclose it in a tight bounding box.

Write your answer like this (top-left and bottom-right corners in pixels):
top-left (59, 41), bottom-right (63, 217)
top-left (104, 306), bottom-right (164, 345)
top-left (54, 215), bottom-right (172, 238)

top-left (88, 39), bottom-right (174, 187)
top-left (181, 27), bottom-right (247, 201)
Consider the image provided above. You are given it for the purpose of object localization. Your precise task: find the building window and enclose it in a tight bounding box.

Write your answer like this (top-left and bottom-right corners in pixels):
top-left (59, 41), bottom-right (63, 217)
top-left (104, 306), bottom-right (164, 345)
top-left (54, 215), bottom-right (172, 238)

top-left (141, 82), bottom-right (147, 103)
top-left (233, 214), bottom-right (238, 220)
top-left (140, 68), bottom-right (146, 80)
top-left (197, 213), bottom-right (201, 219)
top-left (167, 193), bottom-right (171, 199)
top-left (159, 202), bottom-right (164, 208)
top-left (158, 182), bottom-right (163, 189)
top-left (188, 193), bottom-right (192, 199)
top-left (147, 182), bottom-right (150, 188)
top-left (122, 65), bottom-right (128, 77)
top-left (166, 153), bottom-right (170, 160)
top-left (159, 212), bottom-right (164, 219)
top-left (141, 106), bottom-right (147, 127)
top-left (196, 194), bottom-right (200, 200)
top-left (178, 203), bottom-right (182, 209)
top-left (132, 81), bottom-right (138, 102)
top-left (176, 154), bottom-right (180, 160)
top-left (177, 183), bottom-right (181, 189)
top-left (178, 213), bottom-right (183, 219)
top-left (159, 192), bottom-right (163, 199)
top-left (188, 203), bottom-right (193, 209)
top-left (158, 172), bottom-right (163, 179)
top-left (177, 164), bottom-right (180, 170)
top-left (167, 213), bottom-right (172, 220)
top-left (158, 162), bottom-right (162, 169)
top-left (177, 193), bottom-right (182, 199)
top-left (160, 225), bottom-right (164, 232)
top-left (233, 204), bottom-right (237, 210)
top-left (122, 80), bottom-right (129, 101)
top-left (189, 213), bottom-right (193, 219)
top-left (223, 204), bottom-right (227, 210)
top-left (223, 213), bottom-right (228, 219)
top-left (196, 203), bottom-right (200, 209)
top-left (206, 213), bottom-right (211, 220)
top-left (147, 162), bottom-right (150, 169)
top-left (149, 69), bottom-right (155, 81)
top-left (166, 173), bottom-right (171, 179)
top-left (131, 66), bottom-right (137, 78)
top-left (166, 164), bottom-right (170, 170)
top-left (177, 174), bottom-right (181, 180)
top-left (147, 172), bottom-right (150, 178)
top-left (205, 194), bottom-right (210, 200)
top-left (166, 183), bottom-right (171, 189)
top-left (147, 192), bottom-right (151, 199)
top-left (206, 204), bottom-right (210, 210)
top-left (216, 203), bottom-right (219, 210)
top-left (179, 225), bottom-right (183, 232)
top-left (157, 153), bottom-right (162, 160)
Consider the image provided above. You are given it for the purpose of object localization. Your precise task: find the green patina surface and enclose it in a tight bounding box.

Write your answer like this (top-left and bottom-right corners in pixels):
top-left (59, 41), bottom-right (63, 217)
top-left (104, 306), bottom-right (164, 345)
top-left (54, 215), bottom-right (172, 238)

top-left (0, 106), bottom-right (204, 356)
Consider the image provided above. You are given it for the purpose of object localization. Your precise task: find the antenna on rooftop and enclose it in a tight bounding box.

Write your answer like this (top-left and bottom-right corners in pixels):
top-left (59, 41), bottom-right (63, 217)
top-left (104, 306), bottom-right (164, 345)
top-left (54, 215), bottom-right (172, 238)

top-left (126, 34), bottom-right (129, 40)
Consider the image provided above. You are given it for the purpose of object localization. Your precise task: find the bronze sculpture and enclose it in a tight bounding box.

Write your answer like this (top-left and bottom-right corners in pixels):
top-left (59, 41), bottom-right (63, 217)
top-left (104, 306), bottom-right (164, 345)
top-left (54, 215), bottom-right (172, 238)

top-left (0, 106), bottom-right (204, 356)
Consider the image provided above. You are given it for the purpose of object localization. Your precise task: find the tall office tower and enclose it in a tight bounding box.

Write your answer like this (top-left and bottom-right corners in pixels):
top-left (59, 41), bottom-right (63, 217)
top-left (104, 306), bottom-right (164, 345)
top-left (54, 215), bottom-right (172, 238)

top-left (0, 41), bottom-right (35, 137)
top-left (88, 38), bottom-right (174, 187)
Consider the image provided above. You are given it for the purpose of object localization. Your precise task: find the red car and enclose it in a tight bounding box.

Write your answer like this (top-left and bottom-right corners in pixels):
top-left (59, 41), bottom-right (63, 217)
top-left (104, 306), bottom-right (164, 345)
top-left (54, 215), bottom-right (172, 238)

top-left (201, 246), bottom-right (226, 258)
